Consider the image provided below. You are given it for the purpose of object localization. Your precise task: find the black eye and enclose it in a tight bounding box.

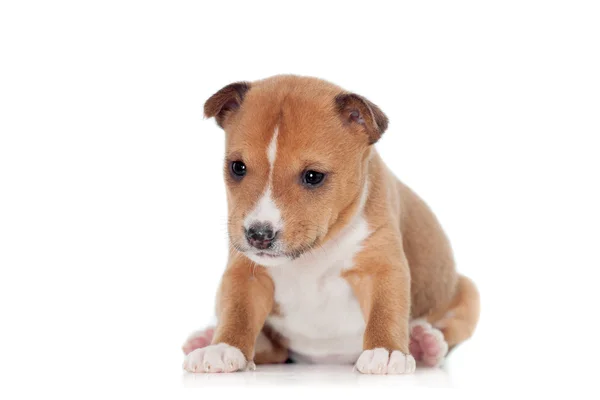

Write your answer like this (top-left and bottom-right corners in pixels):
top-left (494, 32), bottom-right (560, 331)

top-left (230, 161), bottom-right (247, 178)
top-left (302, 170), bottom-right (325, 187)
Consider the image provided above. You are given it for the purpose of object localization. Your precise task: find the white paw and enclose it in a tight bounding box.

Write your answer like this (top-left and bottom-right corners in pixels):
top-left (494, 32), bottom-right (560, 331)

top-left (183, 343), bottom-right (247, 373)
top-left (355, 348), bottom-right (416, 375)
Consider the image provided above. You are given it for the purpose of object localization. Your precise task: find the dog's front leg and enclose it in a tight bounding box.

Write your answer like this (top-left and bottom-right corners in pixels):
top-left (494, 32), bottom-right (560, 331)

top-left (183, 257), bottom-right (274, 373)
top-left (344, 234), bottom-right (415, 375)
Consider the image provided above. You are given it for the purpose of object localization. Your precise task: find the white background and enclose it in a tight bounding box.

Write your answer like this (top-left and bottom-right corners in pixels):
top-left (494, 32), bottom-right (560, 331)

top-left (1, 0), bottom-right (599, 396)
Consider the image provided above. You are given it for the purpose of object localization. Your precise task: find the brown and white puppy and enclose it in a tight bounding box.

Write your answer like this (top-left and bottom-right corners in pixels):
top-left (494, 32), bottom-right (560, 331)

top-left (182, 75), bottom-right (480, 374)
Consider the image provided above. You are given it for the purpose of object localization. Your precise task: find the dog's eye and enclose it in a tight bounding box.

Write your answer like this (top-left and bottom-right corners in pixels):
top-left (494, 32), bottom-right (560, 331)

top-left (302, 170), bottom-right (325, 187)
top-left (230, 161), bottom-right (247, 178)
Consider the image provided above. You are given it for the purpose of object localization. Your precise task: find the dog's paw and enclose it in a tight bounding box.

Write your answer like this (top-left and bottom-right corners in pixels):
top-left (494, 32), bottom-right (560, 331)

top-left (182, 327), bottom-right (215, 355)
top-left (355, 348), bottom-right (416, 375)
top-left (409, 319), bottom-right (448, 367)
top-left (183, 343), bottom-right (247, 373)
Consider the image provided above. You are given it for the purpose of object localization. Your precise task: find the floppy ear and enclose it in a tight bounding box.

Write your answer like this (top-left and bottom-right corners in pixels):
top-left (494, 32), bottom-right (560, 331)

top-left (335, 93), bottom-right (389, 144)
top-left (204, 82), bottom-right (251, 128)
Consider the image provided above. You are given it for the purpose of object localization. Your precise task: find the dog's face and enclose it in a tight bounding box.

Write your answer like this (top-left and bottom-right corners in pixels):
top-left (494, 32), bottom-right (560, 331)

top-left (204, 76), bottom-right (388, 267)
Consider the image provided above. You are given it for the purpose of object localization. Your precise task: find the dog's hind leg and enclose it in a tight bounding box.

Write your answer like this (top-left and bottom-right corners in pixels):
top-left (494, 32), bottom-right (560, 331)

top-left (409, 320), bottom-right (448, 367)
top-left (409, 274), bottom-right (480, 367)
top-left (253, 327), bottom-right (289, 364)
top-left (429, 274), bottom-right (480, 349)
top-left (182, 327), bottom-right (214, 355)
top-left (182, 326), bottom-right (288, 365)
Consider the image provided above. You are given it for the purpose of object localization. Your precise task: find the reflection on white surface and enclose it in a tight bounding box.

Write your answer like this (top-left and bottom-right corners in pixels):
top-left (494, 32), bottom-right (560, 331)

top-left (182, 364), bottom-right (453, 387)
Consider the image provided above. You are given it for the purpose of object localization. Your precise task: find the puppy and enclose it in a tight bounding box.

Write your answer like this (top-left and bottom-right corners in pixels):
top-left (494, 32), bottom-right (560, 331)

top-left (183, 75), bottom-right (480, 374)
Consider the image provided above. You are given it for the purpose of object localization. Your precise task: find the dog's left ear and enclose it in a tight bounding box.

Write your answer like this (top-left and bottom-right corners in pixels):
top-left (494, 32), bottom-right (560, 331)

top-left (204, 82), bottom-right (251, 128)
top-left (335, 93), bottom-right (388, 144)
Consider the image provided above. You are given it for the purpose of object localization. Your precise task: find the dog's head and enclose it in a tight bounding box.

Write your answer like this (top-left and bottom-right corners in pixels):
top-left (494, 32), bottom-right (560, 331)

top-left (204, 75), bottom-right (388, 267)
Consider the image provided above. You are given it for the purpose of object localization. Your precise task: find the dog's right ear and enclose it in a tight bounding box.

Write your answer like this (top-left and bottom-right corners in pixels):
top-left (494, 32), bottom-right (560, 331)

top-left (204, 82), bottom-right (251, 128)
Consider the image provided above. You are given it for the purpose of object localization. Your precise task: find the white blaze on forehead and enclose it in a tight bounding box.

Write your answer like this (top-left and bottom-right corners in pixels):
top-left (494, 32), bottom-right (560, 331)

top-left (244, 125), bottom-right (283, 232)
top-left (267, 126), bottom-right (279, 167)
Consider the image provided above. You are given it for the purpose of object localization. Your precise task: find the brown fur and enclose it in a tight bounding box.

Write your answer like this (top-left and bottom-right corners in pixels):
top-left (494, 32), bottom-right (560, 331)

top-left (204, 75), bottom-right (480, 365)
top-left (211, 253), bottom-right (274, 360)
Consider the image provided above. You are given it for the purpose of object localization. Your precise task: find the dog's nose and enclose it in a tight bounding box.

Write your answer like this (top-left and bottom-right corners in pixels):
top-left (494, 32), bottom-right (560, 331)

top-left (245, 222), bottom-right (276, 249)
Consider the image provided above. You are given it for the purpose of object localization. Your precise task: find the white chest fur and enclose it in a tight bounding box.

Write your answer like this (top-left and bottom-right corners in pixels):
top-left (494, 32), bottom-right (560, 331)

top-left (265, 214), bottom-right (371, 364)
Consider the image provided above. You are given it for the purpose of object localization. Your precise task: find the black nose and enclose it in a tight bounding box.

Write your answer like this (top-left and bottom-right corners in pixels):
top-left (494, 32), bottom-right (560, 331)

top-left (245, 222), bottom-right (276, 249)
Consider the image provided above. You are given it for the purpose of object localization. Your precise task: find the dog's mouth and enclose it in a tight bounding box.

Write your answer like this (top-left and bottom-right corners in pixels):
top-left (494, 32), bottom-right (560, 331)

top-left (231, 237), bottom-right (321, 263)
top-left (255, 237), bottom-right (321, 261)
top-left (254, 252), bottom-right (283, 258)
